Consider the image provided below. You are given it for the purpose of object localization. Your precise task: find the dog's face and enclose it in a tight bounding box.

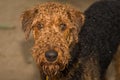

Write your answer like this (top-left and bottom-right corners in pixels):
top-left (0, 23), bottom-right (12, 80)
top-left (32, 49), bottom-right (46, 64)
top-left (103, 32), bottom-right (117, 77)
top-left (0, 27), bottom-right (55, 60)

top-left (21, 2), bottom-right (84, 76)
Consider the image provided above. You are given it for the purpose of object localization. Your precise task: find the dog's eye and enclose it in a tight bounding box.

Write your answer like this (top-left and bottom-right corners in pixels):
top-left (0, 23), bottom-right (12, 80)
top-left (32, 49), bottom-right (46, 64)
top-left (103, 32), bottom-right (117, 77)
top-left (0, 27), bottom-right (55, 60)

top-left (60, 23), bottom-right (67, 31)
top-left (37, 23), bottom-right (44, 30)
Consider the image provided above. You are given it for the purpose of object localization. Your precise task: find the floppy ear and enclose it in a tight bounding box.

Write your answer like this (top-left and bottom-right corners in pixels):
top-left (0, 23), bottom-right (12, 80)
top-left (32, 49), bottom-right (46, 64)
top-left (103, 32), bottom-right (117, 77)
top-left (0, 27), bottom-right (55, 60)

top-left (67, 9), bottom-right (85, 43)
top-left (21, 7), bottom-right (39, 40)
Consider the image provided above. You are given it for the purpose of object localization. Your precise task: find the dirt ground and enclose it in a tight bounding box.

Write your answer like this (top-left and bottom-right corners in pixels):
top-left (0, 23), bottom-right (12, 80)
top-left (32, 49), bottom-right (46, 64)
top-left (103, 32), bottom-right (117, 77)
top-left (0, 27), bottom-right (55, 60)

top-left (0, 0), bottom-right (118, 80)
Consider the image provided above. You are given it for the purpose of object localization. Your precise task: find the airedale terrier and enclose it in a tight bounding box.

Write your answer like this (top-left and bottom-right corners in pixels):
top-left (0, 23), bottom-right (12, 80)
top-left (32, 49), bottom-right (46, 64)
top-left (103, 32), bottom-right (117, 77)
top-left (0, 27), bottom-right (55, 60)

top-left (21, 1), bottom-right (120, 80)
top-left (21, 2), bottom-right (84, 80)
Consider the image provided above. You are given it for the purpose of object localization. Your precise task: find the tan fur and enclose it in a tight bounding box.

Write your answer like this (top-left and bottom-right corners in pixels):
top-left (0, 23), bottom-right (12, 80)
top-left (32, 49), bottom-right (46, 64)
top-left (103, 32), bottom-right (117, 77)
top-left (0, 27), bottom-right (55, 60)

top-left (114, 45), bottom-right (120, 80)
top-left (21, 2), bottom-right (84, 80)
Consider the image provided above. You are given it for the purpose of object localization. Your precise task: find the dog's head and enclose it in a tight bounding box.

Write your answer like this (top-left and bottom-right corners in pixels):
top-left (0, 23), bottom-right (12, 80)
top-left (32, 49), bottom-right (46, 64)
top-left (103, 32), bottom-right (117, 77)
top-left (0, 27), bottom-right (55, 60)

top-left (21, 2), bottom-right (84, 76)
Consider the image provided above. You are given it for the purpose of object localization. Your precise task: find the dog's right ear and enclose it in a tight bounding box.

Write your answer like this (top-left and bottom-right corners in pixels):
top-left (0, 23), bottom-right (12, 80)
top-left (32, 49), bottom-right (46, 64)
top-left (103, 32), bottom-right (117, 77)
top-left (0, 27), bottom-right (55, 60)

top-left (21, 7), bottom-right (39, 40)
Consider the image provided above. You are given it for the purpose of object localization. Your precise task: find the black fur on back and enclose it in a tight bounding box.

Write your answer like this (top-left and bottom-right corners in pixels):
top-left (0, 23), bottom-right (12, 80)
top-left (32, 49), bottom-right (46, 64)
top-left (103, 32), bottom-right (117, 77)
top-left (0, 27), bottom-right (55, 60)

top-left (78, 0), bottom-right (120, 79)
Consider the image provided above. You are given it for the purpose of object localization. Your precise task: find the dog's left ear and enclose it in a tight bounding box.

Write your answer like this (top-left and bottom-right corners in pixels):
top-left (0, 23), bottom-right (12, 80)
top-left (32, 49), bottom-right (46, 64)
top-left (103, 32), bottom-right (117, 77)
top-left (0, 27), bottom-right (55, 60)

top-left (21, 7), bottom-right (39, 40)
top-left (67, 9), bottom-right (85, 43)
top-left (67, 9), bottom-right (85, 31)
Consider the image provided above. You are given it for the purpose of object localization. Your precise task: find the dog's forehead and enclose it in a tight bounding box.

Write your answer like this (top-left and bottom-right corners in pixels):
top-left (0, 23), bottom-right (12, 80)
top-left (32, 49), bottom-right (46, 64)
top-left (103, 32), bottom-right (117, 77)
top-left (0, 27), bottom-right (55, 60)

top-left (35, 3), bottom-right (69, 19)
top-left (36, 3), bottom-right (72, 17)
top-left (32, 4), bottom-right (71, 25)
top-left (32, 13), bottom-right (69, 27)
top-left (38, 2), bottom-right (68, 13)
top-left (31, 3), bottom-right (76, 28)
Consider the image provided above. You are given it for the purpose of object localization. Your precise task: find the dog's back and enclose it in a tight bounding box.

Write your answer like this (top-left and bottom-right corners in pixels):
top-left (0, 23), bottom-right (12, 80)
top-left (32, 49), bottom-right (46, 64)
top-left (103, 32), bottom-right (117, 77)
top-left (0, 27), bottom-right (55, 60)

top-left (79, 0), bottom-right (120, 79)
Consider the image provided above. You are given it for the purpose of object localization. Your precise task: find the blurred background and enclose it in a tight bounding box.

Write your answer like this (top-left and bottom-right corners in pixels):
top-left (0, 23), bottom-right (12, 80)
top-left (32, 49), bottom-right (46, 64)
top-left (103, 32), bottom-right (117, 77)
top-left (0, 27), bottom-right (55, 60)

top-left (0, 0), bottom-right (118, 80)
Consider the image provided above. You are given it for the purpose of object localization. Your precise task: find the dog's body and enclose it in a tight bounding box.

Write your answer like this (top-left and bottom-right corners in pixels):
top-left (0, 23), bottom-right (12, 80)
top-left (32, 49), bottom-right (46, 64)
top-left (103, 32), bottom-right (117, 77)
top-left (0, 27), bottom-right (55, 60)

top-left (21, 0), bottom-right (120, 80)
top-left (78, 0), bottom-right (120, 80)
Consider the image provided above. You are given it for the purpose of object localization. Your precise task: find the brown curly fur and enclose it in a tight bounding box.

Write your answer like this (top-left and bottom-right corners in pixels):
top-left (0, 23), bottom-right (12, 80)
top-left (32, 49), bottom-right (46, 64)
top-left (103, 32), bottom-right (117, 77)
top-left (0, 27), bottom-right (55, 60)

top-left (21, 2), bottom-right (84, 80)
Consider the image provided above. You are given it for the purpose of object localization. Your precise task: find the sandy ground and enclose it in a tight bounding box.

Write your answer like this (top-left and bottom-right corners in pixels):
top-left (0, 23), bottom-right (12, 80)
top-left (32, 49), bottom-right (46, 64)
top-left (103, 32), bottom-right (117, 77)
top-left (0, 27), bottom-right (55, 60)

top-left (0, 0), bottom-right (117, 80)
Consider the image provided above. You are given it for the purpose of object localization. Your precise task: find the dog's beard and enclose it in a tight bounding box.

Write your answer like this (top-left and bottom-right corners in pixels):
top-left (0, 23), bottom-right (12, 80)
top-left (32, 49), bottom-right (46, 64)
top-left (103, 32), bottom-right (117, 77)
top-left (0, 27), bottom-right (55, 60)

top-left (32, 47), bottom-right (70, 76)
top-left (32, 40), bottom-right (71, 76)
top-left (42, 64), bottom-right (59, 76)
top-left (40, 63), bottom-right (66, 76)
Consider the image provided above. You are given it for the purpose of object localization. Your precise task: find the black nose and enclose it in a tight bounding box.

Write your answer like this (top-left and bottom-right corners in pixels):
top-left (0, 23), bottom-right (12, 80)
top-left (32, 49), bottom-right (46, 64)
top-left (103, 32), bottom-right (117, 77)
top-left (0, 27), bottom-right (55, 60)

top-left (45, 50), bottom-right (58, 62)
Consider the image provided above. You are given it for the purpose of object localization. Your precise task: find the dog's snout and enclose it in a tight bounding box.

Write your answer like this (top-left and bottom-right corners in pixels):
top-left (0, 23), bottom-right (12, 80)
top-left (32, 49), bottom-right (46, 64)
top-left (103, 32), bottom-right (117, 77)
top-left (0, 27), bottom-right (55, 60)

top-left (45, 50), bottom-right (58, 62)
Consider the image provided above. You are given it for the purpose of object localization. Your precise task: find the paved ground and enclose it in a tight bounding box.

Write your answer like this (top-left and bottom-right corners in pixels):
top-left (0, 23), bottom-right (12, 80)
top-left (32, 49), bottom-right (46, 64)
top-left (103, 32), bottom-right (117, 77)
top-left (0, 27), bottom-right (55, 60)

top-left (0, 0), bottom-right (117, 80)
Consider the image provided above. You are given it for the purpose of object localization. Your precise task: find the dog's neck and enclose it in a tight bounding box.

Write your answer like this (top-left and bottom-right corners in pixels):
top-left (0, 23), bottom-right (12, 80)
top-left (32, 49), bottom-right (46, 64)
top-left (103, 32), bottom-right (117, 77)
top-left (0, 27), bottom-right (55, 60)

top-left (45, 75), bottom-right (58, 80)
